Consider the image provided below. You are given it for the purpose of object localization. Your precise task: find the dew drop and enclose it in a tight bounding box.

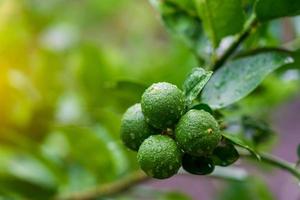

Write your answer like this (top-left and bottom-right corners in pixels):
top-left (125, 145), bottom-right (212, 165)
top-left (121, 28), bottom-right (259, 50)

top-left (214, 82), bottom-right (222, 89)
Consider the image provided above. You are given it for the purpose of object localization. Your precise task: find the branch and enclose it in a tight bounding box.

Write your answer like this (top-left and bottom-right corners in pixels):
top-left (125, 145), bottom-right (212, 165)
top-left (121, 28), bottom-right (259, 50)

top-left (241, 151), bottom-right (300, 181)
top-left (212, 15), bottom-right (259, 70)
top-left (55, 171), bottom-right (149, 200)
top-left (56, 152), bottom-right (300, 200)
top-left (56, 167), bottom-right (250, 200)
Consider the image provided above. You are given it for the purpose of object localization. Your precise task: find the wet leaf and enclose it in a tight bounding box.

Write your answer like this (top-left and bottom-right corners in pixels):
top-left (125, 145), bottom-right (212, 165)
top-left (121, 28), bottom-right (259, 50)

top-left (190, 103), bottom-right (213, 115)
top-left (241, 116), bottom-right (274, 145)
top-left (222, 133), bottom-right (260, 160)
top-left (150, 0), bottom-right (207, 60)
top-left (194, 0), bottom-right (245, 47)
top-left (201, 51), bottom-right (294, 109)
top-left (182, 154), bottom-right (215, 175)
top-left (183, 67), bottom-right (212, 105)
top-left (212, 142), bottom-right (239, 166)
top-left (255, 0), bottom-right (300, 22)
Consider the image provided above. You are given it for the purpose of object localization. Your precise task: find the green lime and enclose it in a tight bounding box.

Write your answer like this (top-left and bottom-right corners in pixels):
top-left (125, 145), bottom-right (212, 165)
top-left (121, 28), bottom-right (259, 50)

top-left (182, 154), bottom-right (215, 175)
top-left (175, 109), bottom-right (221, 156)
top-left (141, 82), bottom-right (185, 129)
top-left (137, 135), bottom-right (182, 179)
top-left (120, 104), bottom-right (157, 151)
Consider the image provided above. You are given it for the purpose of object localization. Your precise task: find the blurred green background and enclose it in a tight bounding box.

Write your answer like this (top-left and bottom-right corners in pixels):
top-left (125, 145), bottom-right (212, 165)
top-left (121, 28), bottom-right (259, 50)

top-left (0, 0), bottom-right (299, 199)
top-left (0, 0), bottom-right (196, 199)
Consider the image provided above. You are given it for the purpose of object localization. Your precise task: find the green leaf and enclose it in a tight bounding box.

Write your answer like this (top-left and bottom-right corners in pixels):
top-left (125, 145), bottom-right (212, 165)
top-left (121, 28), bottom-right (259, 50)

top-left (182, 154), bottom-right (215, 175)
top-left (150, 0), bottom-right (205, 55)
top-left (191, 103), bottom-right (214, 115)
top-left (282, 49), bottom-right (300, 70)
top-left (105, 80), bottom-right (147, 102)
top-left (255, 0), bottom-right (300, 22)
top-left (160, 0), bottom-right (196, 12)
top-left (106, 80), bottom-right (147, 93)
top-left (183, 67), bottom-right (212, 105)
top-left (201, 51), bottom-right (294, 109)
top-left (0, 176), bottom-right (56, 200)
top-left (55, 125), bottom-right (130, 193)
top-left (241, 116), bottom-right (274, 145)
top-left (194, 0), bottom-right (245, 47)
top-left (93, 126), bottom-right (130, 176)
top-left (212, 142), bottom-right (239, 166)
top-left (0, 147), bottom-right (57, 199)
top-left (222, 133), bottom-right (260, 160)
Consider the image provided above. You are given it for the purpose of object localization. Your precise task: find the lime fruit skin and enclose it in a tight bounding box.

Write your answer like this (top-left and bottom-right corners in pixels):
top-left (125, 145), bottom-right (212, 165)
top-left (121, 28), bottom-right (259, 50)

top-left (120, 104), bottom-right (157, 151)
top-left (175, 109), bottom-right (221, 156)
top-left (137, 135), bottom-right (182, 179)
top-left (141, 82), bottom-right (185, 130)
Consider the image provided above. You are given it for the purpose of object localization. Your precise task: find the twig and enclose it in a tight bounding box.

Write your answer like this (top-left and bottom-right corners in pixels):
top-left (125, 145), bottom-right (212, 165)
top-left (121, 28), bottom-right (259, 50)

top-left (55, 171), bottom-right (149, 200)
top-left (241, 151), bottom-right (300, 181)
top-left (56, 166), bottom-right (250, 200)
top-left (56, 153), bottom-right (300, 200)
top-left (212, 15), bottom-right (259, 70)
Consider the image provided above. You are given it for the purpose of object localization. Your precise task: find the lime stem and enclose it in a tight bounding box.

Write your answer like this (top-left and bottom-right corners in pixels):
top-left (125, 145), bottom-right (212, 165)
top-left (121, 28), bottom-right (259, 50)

top-left (241, 151), bottom-right (300, 181)
top-left (212, 14), bottom-right (259, 70)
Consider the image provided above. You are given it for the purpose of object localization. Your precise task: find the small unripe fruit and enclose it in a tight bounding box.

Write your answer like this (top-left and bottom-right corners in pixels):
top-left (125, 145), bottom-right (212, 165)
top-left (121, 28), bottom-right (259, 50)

top-left (120, 104), bottom-right (157, 151)
top-left (182, 154), bottom-right (215, 175)
top-left (175, 109), bottom-right (221, 156)
top-left (141, 82), bottom-right (185, 129)
top-left (137, 135), bottom-right (182, 179)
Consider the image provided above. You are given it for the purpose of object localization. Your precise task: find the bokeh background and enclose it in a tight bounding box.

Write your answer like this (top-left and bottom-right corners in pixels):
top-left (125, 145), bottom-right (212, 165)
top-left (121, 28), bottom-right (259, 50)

top-left (0, 0), bottom-right (299, 199)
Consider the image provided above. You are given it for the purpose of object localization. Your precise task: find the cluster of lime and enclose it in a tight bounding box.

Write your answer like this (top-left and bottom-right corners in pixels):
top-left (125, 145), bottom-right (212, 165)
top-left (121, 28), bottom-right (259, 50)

top-left (120, 82), bottom-right (239, 179)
